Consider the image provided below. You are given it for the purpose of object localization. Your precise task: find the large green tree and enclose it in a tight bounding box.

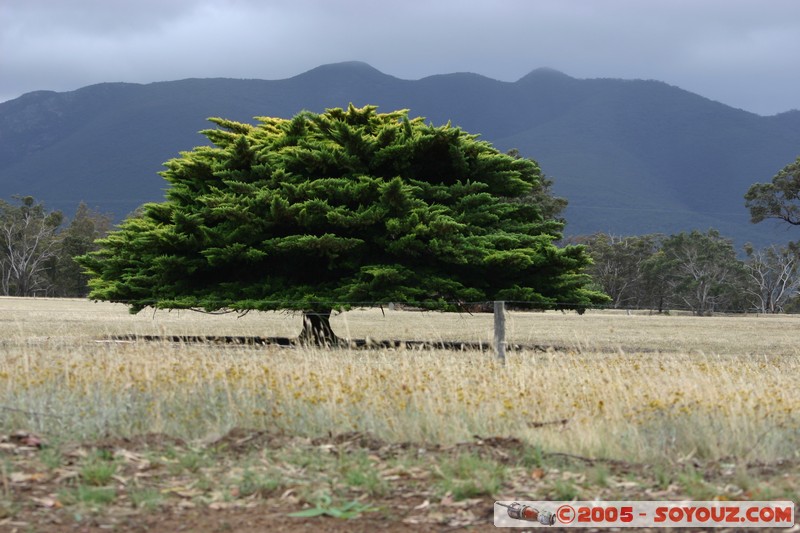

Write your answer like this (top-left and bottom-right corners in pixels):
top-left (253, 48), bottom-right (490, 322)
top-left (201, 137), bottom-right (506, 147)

top-left (79, 105), bottom-right (607, 343)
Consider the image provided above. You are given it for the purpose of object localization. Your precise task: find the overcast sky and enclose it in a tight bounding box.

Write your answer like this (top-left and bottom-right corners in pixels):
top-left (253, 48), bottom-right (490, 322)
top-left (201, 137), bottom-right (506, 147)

top-left (2, 0), bottom-right (799, 115)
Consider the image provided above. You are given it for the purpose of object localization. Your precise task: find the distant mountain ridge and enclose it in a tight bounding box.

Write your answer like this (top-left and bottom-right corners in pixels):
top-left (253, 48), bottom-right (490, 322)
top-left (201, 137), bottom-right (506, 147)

top-left (2, 61), bottom-right (799, 246)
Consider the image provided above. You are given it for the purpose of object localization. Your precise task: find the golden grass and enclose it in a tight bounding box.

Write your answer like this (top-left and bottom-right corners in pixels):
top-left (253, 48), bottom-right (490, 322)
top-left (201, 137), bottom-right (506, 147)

top-left (1, 296), bottom-right (799, 464)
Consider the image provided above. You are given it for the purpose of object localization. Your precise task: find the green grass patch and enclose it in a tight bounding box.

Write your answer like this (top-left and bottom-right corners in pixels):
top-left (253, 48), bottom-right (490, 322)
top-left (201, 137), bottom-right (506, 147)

top-left (337, 451), bottom-right (388, 497)
top-left (129, 487), bottom-right (163, 510)
top-left (677, 467), bottom-right (716, 500)
top-left (434, 452), bottom-right (506, 500)
top-left (168, 448), bottom-right (211, 474)
top-left (59, 486), bottom-right (117, 507)
top-left (551, 478), bottom-right (580, 500)
top-left (288, 492), bottom-right (377, 519)
top-left (80, 451), bottom-right (118, 486)
top-left (238, 469), bottom-right (283, 498)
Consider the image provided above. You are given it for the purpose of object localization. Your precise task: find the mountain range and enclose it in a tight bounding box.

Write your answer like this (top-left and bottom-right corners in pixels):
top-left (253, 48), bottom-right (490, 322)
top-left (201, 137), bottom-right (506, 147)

top-left (2, 61), bottom-right (799, 247)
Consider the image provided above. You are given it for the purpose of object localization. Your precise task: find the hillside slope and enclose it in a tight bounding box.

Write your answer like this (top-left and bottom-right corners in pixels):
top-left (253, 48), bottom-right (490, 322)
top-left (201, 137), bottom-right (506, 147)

top-left (1, 61), bottom-right (799, 245)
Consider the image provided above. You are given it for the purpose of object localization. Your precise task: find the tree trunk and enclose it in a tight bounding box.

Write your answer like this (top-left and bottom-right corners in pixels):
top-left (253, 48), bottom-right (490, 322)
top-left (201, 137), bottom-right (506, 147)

top-left (298, 310), bottom-right (339, 346)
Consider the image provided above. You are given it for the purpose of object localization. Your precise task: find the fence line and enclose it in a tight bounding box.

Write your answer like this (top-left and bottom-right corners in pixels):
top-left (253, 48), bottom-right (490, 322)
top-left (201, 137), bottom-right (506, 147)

top-left (1, 293), bottom-right (791, 316)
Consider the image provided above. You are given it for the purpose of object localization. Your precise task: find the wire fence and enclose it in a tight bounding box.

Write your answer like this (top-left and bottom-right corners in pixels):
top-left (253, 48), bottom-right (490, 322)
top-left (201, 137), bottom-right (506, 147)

top-left (2, 295), bottom-right (799, 362)
top-left (66, 297), bottom-right (789, 317)
top-left (0, 292), bottom-right (791, 316)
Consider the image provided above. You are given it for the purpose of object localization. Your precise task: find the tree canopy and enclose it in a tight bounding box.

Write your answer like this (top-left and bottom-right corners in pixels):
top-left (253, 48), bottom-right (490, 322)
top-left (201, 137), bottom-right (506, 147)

top-left (745, 156), bottom-right (800, 227)
top-left (78, 105), bottom-right (607, 342)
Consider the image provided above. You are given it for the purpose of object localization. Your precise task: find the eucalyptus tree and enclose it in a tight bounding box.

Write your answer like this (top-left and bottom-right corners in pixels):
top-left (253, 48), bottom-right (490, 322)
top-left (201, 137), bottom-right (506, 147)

top-left (657, 230), bottom-right (745, 315)
top-left (745, 156), bottom-right (800, 227)
top-left (0, 196), bottom-right (62, 296)
top-left (742, 243), bottom-right (800, 313)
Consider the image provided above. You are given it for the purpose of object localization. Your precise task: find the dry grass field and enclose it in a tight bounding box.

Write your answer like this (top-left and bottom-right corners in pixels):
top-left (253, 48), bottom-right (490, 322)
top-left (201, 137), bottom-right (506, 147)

top-left (2, 297), bottom-right (798, 460)
top-left (0, 296), bottom-right (798, 531)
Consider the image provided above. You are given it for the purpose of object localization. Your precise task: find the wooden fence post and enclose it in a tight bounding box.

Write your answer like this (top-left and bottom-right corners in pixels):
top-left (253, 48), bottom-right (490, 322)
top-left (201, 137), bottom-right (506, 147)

top-left (493, 300), bottom-right (506, 363)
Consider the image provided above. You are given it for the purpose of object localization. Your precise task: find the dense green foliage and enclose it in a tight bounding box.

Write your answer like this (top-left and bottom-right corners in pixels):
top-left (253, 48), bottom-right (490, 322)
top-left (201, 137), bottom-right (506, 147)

top-left (78, 105), bottom-right (607, 331)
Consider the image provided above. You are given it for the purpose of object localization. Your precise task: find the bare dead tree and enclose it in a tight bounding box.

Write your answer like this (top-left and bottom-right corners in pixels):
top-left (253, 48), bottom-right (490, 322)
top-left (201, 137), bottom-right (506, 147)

top-left (743, 243), bottom-right (800, 313)
top-left (0, 196), bottom-right (63, 296)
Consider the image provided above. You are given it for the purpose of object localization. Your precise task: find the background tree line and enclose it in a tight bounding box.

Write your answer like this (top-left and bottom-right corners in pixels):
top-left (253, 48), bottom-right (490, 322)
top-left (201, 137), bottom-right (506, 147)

top-left (3, 152), bottom-right (798, 311)
top-left (575, 230), bottom-right (800, 315)
top-left (577, 155), bottom-right (800, 315)
top-left (4, 194), bottom-right (800, 314)
top-left (0, 196), bottom-right (110, 297)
